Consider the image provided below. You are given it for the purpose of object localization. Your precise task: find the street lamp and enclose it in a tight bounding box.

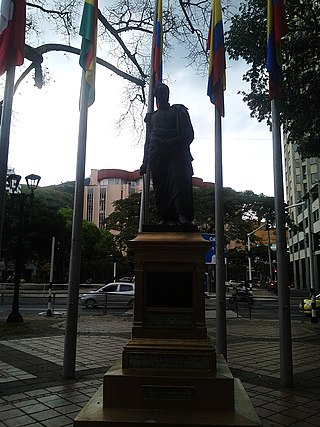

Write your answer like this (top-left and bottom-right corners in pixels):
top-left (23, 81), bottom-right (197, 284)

top-left (6, 173), bottom-right (41, 323)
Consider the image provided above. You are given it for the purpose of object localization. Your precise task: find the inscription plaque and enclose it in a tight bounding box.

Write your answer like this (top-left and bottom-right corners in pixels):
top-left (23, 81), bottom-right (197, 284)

top-left (146, 312), bottom-right (193, 328)
top-left (128, 353), bottom-right (211, 370)
top-left (143, 385), bottom-right (194, 400)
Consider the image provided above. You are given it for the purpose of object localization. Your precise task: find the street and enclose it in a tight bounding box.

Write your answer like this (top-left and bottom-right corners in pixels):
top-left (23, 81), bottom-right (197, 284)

top-left (0, 292), bottom-right (306, 320)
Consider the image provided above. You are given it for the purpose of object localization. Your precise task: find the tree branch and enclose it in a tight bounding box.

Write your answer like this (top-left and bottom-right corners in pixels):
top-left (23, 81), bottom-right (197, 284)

top-left (24, 43), bottom-right (145, 88)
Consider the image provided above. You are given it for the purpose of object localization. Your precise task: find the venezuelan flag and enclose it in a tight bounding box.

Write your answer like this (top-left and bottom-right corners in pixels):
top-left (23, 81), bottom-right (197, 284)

top-left (153, 0), bottom-right (162, 87)
top-left (267, 0), bottom-right (287, 100)
top-left (0, 0), bottom-right (26, 76)
top-left (79, 0), bottom-right (98, 107)
top-left (207, 0), bottom-right (226, 117)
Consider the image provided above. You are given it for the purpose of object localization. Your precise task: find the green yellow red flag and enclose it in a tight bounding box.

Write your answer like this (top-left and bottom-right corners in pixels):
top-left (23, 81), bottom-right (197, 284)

top-left (79, 0), bottom-right (98, 107)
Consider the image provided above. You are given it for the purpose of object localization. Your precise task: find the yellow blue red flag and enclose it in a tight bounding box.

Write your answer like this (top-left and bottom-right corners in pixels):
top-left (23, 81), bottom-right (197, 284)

top-left (79, 0), bottom-right (98, 107)
top-left (153, 0), bottom-right (162, 87)
top-left (267, 0), bottom-right (287, 100)
top-left (0, 0), bottom-right (26, 76)
top-left (207, 0), bottom-right (226, 117)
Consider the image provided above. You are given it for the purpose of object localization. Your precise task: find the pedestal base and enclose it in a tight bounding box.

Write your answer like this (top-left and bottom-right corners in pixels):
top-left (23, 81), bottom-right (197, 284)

top-left (74, 378), bottom-right (261, 426)
top-left (74, 232), bottom-right (260, 426)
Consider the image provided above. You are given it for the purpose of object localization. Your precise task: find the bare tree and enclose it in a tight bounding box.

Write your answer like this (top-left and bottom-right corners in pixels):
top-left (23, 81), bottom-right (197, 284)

top-left (10, 0), bottom-right (232, 138)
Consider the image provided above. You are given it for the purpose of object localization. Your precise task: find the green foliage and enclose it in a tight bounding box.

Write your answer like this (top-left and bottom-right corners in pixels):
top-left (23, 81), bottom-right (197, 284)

top-left (105, 186), bottom-right (275, 247)
top-left (81, 221), bottom-right (118, 283)
top-left (32, 184), bottom-right (74, 209)
top-left (225, 0), bottom-right (320, 157)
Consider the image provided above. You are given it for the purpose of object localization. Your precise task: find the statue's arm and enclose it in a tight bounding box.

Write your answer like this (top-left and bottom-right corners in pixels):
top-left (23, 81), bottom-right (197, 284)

top-left (140, 113), bottom-right (152, 175)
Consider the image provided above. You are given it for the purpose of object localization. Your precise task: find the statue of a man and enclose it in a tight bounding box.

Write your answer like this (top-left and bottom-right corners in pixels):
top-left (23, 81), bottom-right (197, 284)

top-left (140, 83), bottom-right (194, 225)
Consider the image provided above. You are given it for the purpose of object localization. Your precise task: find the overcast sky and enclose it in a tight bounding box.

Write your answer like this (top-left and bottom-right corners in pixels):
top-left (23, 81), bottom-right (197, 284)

top-left (3, 2), bottom-right (276, 197)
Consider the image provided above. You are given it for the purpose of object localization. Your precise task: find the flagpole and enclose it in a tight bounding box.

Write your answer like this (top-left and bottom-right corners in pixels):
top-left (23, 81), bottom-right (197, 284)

top-left (138, 0), bottom-right (158, 231)
top-left (271, 98), bottom-right (293, 387)
top-left (0, 66), bottom-right (16, 257)
top-left (214, 107), bottom-right (227, 358)
top-left (63, 71), bottom-right (89, 379)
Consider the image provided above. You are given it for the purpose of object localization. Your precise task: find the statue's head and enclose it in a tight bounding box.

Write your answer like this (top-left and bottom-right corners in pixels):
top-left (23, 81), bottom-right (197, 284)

top-left (154, 83), bottom-right (169, 106)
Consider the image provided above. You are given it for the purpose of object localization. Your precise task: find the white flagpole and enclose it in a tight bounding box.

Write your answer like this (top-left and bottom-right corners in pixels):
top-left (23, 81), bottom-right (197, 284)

top-left (63, 70), bottom-right (89, 379)
top-left (271, 98), bottom-right (293, 387)
top-left (0, 66), bottom-right (16, 257)
top-left (214, 107), bottom-right (227, 358)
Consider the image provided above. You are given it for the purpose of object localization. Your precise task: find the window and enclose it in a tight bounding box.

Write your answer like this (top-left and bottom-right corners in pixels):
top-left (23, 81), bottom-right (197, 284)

top-left (296, 175), bottom-right (301, 183)
top-left (119, 284), bottom-right (133, 292)
top-left (86, 188), bottom-right (94, 222)
top-left (103, 285), bottom-right (117, 292)
top-left (99, 187), bottom-right (106, 228)
top-left (302, 165), bottom-right (307, 178)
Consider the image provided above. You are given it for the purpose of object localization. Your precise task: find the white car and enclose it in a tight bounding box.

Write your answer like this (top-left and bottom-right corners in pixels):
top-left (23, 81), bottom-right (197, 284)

top-left (80, 282), bottom-right (134, 309)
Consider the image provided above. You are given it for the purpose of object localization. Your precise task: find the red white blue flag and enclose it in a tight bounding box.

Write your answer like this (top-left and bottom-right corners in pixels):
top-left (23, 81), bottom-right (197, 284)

top-left (267, 0), bottom-right (288, 100)
top-left (207, 0), bottom-right (226, 117)
top-left (153, 0), bottom-right (162, 87)
top-left (0, 0), bottom-right (26, 76)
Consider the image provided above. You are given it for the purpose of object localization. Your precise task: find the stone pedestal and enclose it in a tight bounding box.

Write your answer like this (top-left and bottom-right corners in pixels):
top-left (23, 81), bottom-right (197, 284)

top-left (74, 231), bottom-right (261, 426)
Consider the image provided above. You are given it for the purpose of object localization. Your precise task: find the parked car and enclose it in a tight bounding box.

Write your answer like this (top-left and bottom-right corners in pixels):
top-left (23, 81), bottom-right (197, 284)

top-left (79, 282), bottom-right (134, 309)
top-left (298, 294), bottom-right (320, 315)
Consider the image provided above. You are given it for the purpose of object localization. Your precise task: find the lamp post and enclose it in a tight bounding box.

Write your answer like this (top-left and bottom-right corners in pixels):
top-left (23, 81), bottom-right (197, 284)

top-left (6, 173), bottom-right (41, 323)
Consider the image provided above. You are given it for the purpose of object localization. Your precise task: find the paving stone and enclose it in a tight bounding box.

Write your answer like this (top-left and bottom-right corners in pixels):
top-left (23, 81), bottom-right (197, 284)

top-left (0, 409), bottom-right (25, 421)
top-left (55, 403), bottom-right (82, 415)
top-left (21, 402), bottom-right (50, 414)
top-left (4, 414), bottom-right (36, 426)
top-left (41, 415), bottom-right (73, 426)
top-left (267, 412), bottom-right (300, 425)
top-left (31, 408), bottom-right (62, 421)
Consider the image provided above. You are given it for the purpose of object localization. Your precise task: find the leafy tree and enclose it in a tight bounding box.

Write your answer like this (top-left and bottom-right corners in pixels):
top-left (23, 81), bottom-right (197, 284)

top-left (1, 191), bottom-right (71, 282)
top-left (81, 220), bottom-right (118, 283)
top-left (105, 186), bottom-right (275, 247)
top-left (225, 0), bottom-right (320, 157)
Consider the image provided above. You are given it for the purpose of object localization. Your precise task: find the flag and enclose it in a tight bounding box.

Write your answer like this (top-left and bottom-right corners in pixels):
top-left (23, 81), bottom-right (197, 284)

top-left (0, 0), bottom-right (26, 76)
top-left (153, 0), bottom-right (162, 87)
top-left (207, 0), bottom-right (226, 117)
top-left (267, 0), bottom-right (288, 100)
top-left (79, 0), bottom-right (98, 107)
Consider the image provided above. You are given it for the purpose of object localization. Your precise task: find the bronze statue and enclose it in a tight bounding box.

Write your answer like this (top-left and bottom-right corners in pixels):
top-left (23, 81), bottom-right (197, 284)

top-left (140, 83), bottom-right (194, 226)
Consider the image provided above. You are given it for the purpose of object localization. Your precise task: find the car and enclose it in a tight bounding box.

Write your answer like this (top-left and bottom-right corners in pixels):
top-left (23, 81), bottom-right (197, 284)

top-left (79, 282), bottom-right (135, 309)
top-left (298, 293), bottom-right (320, 315)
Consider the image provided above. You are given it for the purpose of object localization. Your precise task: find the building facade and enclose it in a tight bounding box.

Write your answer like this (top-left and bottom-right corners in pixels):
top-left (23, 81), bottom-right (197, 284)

top-left (83, 169), bottom-right (143, 228)
top-left (284, 136), bottom-right (320, 292)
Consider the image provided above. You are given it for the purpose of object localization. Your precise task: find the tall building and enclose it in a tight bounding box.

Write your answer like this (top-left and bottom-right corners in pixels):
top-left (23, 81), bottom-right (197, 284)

top-left (83, 169), bottom-right (214, 229)
top-left (284, 136), bottom-right (320, 292)
top-left (83, 169), bottom-right (143, 228)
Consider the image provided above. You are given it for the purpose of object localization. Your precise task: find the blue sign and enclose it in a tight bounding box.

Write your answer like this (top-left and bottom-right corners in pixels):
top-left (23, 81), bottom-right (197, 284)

top-left (202, 233), bottom-right (216, 264)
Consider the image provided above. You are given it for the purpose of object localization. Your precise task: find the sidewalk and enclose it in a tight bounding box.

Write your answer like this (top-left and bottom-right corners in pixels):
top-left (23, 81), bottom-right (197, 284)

top-left (0, 310), bottom-right (319, 427)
